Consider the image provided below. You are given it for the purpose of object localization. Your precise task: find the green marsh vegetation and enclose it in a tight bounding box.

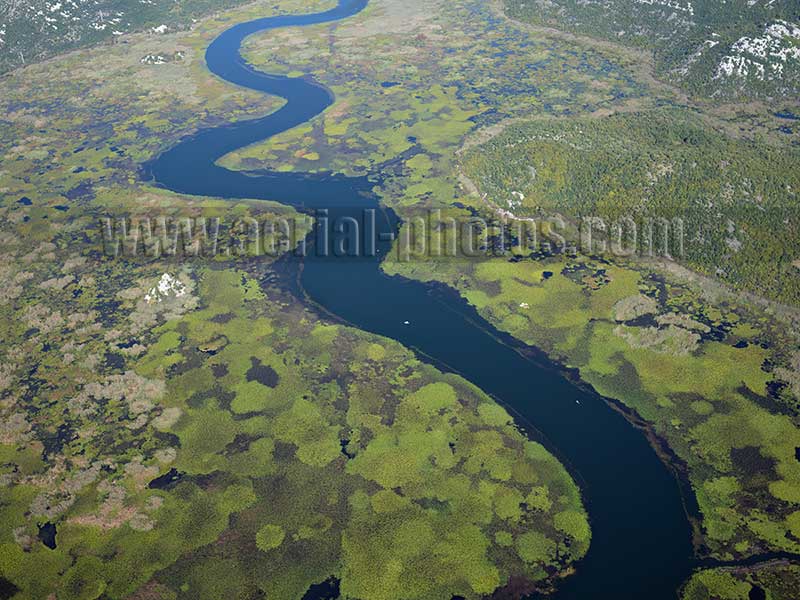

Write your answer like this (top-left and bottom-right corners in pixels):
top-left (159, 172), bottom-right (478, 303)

top-left (0, 0), bottom-right (799, 596)
top-left (151, 269), bottom-right (590, 600)
top-left (385, 248), bottom-right (800, 560)
top-left (0, 1), bottom-right (592, 597)
top-left (681, 562), bottom-right (800, 600)
top-left (0, 261), bottom-right (591, 598)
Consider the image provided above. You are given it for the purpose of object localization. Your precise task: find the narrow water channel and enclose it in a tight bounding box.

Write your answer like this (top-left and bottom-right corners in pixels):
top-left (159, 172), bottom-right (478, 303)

top-left (146, 1), bottom-right (694, 597)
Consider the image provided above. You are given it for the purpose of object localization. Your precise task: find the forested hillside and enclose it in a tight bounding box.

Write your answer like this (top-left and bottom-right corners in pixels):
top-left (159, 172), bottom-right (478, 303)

top-left (0, 0), bottom-right (249, 74)
top-left (504, 0), bottom-right (800, 100)
top-left (462, 109), bottom-right (800, 304)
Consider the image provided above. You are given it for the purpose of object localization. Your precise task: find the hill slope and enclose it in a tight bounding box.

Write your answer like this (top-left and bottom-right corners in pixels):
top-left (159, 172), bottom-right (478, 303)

top-left (504, 0), bottom-right (800, 100)
top-left (0, 0), bottom-right (248, 74)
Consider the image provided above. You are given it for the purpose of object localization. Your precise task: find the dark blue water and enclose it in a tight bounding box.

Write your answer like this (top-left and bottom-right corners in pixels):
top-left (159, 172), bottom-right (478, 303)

top-left (146, 1), bottom-right (694, 597)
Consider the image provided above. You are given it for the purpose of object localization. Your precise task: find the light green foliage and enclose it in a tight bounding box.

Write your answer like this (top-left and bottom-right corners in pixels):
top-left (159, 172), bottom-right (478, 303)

top-left (554, 510), bottom-right (591, 544)
top-left (174, 407), bottom-right (238, 473)
top-left (516, 531), bottom-right (558, 565)
top-left (478, 402), bottom-right (514, 427)
top-left (230, 381), bottom-right (271, 414)
top-left (256, 524), bottom-right (286, 552)
top-left (61, 556), bottom-right (108, 600)
top-left (274, 399), bottom-right (342, 468)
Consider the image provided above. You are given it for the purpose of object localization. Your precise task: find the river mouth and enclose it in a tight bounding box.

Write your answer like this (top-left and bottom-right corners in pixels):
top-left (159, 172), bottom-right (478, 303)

top-left (147, 0), bottom-right (695, 597)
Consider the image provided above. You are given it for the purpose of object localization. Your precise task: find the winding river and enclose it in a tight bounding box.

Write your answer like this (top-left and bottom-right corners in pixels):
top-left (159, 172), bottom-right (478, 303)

top-left (146, 0), bottom-right (695, 597)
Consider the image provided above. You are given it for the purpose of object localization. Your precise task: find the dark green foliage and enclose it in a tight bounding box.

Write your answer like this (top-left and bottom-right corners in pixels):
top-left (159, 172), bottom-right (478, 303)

top-left (463, 108), bottom-right (800, 304)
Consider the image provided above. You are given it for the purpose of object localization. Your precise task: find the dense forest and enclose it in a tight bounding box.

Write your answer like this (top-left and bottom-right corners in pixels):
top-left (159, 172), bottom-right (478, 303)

top-left (463, 109), bottom-right (800, 304)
